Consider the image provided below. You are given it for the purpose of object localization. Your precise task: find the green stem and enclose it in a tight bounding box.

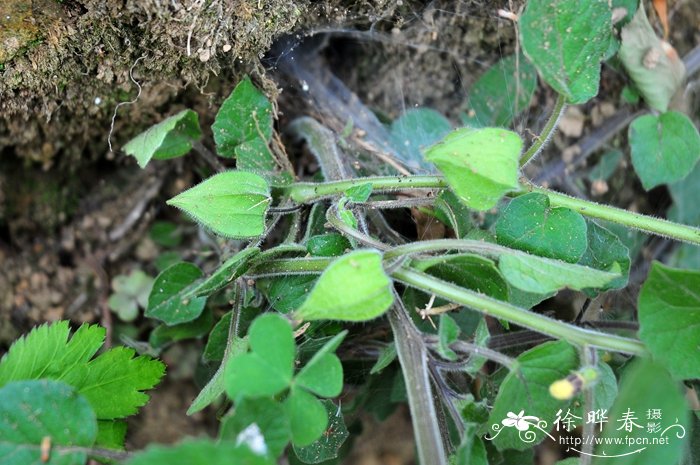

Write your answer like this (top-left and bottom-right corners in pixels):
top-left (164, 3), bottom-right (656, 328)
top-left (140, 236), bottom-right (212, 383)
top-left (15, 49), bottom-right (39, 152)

top-left (280, 175), bottom-right (447, 203)
top-left (280, 175), bottom-right (700, 245)
top-left (392, 267), bottom-right (647, 355)
top-left (520, 93), bottom-right (567, 167)
top-left (526, 185), bottom-right (700, 245)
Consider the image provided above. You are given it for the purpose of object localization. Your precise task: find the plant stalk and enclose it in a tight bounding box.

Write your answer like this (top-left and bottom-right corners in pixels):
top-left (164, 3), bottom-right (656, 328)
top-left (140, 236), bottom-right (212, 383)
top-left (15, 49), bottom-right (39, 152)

top-left (520, 93), bottom-right (567, 167)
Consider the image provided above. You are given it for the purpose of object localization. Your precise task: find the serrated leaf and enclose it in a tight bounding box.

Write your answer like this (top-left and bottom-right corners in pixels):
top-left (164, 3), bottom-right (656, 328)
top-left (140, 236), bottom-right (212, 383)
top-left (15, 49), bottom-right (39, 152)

top-left (167, 171), bottom-right (271, 239)
top-left (496, 193), bottom-right (588, 263)
top-left (146, 262), bottom-right (207, 325)
top-left (487, 341), bottom-right (578, 450)
top-left (437, 314), bottom-right (460, 361)
top-left (520, 0), bottom-right (612, 104)
top-left (95, 420), bottom-right (127, 450)
top-left (618, 5), bottom-right (685, 112)
top-left (293, 400), bottom-right (349, 464)
top-left (498, 253), bottom-right (620, 294)
top-left (0, 380), bottom-right (97, 465)
top-left (285, 388), bottom-right (328, 447)
top-left (123, 110), bottom-right (202, 168)
top-left (592, 360), bottom-right (689, 465)
top-left (189, 247), bottom-right (260, 297)
top-left (629, 111), bottom-right (700, 190)
top-left (295, 250), bottom-right (394, 322)
top-left (125, 440), bottom-right (273, 465)
top-left (463, 54), bottom-right (538, 128)
top-left (212, 77), bottom-right (275, 173)
top-left (62, 346), bottom-right (165, 419)
top-left (220, 398), bottom-right (290, 458)
top-left (0, 321), bottom-right (104, 387)
top-left (425, 127), bottom-right (522, 211)
top-left (578, 221), bottom-right (630, 292)
top-left (389, 108), bottom-right (452, 171)
top-left (225, 314), bottom-right (295, 399)
top-left (638, 262), bottom-right (700, 380)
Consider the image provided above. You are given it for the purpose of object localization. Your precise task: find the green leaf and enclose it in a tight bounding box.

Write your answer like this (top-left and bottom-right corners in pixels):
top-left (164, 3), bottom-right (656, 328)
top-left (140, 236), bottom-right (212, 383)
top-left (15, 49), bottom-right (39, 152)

top-left (345, 183), bottom-right (373, 203)
top-left (571, 362), bottom-right (618, 415)
top-left (220, 397), bottom-right (290, 458)
top-left (146, 262), bottom-right (207, 325)
top-left (212, 77), bottom-right (275, 172)
top-left (463, 54), bottom-right (538, 128)
top-left (588, 150), bottom-right (622, 182)
top-left (638, 262), bottom-right (700, 380)
top-left (370, 343), bottom-right (397, 375)
top-left (669, 161), bottom-right (700, 226)
top-left (306, 234), bottom-right (351, 257)
top-left (296, 353), bottom-right (343, 398)
top-left (0, 321), bottom-right (104, 387)
top-left (437, 314), bottom-right (460, 361)
top-left (125, 440), bottom-right (273, 465)
top-left (425, 127), bottom-right (522, 211)
top-left (203, 311), bottom-right (233, 362)
top-left (592, 360), bottom-right (689, 465)
top-left (190, 247), bottom-right (260, 297)
top-left (285, 387), bottom-right (328, 447)
top-left (123, 110), bottom-right (202, 168)
top-left (487, 341), bottom-right (578, 450)
top-left (293, 400), bottom-right (349, 464)
top-left (453, 429), bottom-right (488, 465)
top-left (520, 0), bottom-right (612, 104)
top-left (496, 193), bottom-right (588, 263)
top-left (62, 346), bottom-right (165, 420)
top-left (498, 253), bottom-right (620, 294)
top-left (629, 111), bottom-right (700, 190)
top-left (420, 254), bottom-right (509, 301)
top-left (618, 5), bottom-right (685, 112)
top-left (389, 108), bottom-right (452, 171)
top-left (434, 190), bottom-right (475, 238)
top-left (295, 250), bottom-right (394, 322)
top-left (0, 380), bottom-right (97, 465)
top-left (167, 171), bottom-right (271, 239)
top-left (257, 275), bottom-right (318, 313)
top-left (0, 322), bottom-right (164, 422)
top-left (225, 314), bottom-right (295, 399)
top-left (149, 308), bottom-right (214, 349)
top-left (95, 420), bottom-right (127, 450)
top-left (578, 221), bottom-right (630, 292)
top-left (150, 221), bottom-right (182, 247)
top-left (187, 336), bottom-right (248, 415)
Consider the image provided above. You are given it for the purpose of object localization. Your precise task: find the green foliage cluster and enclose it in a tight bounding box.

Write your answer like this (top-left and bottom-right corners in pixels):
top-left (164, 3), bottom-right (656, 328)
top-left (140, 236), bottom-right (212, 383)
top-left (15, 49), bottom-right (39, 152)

top-left (2, 1), bottom-right (700, 464)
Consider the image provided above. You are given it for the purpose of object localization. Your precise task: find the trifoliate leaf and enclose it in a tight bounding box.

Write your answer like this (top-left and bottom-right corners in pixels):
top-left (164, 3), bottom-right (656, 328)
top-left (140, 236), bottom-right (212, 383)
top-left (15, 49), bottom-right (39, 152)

top-left (425, 127), bottom-right (522, 211)
top-left (0, 380), bottom-right (97, 465)
top-left (123, 110), bottom-right (202, 168)
top-left (167, 171), bottom-right (271, 238)
top-left (295, 250), bottom-right (394, 321)
top-left (629, 111), bottom-right (700, 190)
top-left (520, 0), bottom-right (612, 104)
top-left (638, 262), bottom-right (700, 380)
top-left (146, 262), bottom-right (207, 325)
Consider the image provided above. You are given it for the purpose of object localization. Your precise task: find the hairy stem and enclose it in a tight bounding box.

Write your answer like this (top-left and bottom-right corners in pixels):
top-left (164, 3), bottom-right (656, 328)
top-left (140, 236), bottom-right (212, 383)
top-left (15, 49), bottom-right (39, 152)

top-left (389, 296), bottom-right (448, 465)
top-left (520, 93), bottom-right (567, 167)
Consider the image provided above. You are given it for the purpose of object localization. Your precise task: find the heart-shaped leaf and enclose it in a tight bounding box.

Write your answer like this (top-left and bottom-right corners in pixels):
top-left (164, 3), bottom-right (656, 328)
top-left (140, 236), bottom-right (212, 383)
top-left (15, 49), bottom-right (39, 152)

top-left (520, 0), bottom-right (612, 104)
top-left (146, 262), bottom-right (207, 325)
top-left (425, 127), bottom-right (522, 211)
top-left (629, 111), bottom-right (700, 190)
top-left (638, 262), bottom-right (700, 380)
top-left (167, 171), bottom-right (270, 239)
top-left (225, 314), bottom-right (295, 399)
top-left (123, 110), bottom-right (202, 168)
top-left (285, 387), bottom-right (328, 447)
top-left (496, 193), bottom-right (588, 263)
top-left (578, 221), bottom-right (630, 292)
top-left (295, 250), bottom-right (394, 322)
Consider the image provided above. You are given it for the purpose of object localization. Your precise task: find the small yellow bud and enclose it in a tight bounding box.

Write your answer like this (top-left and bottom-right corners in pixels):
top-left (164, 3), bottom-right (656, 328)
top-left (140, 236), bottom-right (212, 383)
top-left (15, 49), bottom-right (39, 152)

top-left (550, 379), bottom-right (576, 400)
